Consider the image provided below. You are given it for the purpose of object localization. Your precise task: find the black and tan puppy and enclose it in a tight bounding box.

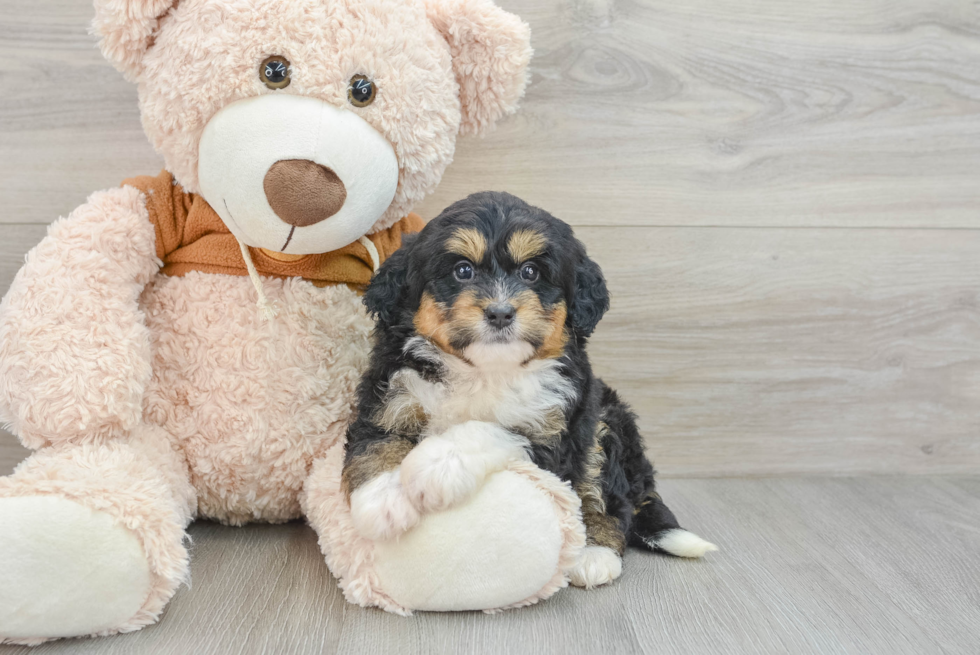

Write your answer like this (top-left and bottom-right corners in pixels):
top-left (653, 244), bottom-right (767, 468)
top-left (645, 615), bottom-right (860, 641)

top-left (343, 191), bottom-right (716, 588)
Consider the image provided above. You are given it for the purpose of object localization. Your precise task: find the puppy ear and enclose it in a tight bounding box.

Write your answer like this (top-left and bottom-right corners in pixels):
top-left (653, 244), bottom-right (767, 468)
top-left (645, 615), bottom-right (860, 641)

top-left (364, 237), bottom-right (417, 326)
top-left (569, 256), bottom-right (610, 338)
top-left (425, 0), bottom-right (533, 136)
top-left (92, 0), bottom-right (177, 81)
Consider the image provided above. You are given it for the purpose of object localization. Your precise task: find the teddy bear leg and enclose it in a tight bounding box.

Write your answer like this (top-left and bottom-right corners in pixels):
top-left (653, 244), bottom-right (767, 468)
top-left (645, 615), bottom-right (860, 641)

top-left (302, 442), bottom-right (586, 614)
top-left (0, 425), bottom-right (195, 644)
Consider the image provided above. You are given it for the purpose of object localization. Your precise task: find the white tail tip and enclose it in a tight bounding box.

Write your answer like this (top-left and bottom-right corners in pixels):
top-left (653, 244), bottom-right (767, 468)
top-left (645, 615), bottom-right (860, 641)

top-left (651, 529), bottom-right (719, 558)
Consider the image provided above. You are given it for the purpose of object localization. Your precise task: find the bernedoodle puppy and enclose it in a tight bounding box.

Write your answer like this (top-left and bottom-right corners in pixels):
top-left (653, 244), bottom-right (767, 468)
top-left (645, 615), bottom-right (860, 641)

top-left (342, 191), bottom-right (717, 588)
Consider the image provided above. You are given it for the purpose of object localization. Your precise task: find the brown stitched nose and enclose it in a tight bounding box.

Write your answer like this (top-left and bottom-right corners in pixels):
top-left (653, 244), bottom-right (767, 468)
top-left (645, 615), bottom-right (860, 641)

top-left (263, 159), bottom-right (347, 227)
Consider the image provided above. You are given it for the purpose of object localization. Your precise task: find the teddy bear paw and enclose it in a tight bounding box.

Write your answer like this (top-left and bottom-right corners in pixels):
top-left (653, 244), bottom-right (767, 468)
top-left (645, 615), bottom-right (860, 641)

top-left (349, 470), bottom-right (421, 541)
top-left (0, 495), bottom-right (152, 641)
top-left (399, 421), bottom-right (529, 513)
top-left (567, 546), bottom-right (623, 589)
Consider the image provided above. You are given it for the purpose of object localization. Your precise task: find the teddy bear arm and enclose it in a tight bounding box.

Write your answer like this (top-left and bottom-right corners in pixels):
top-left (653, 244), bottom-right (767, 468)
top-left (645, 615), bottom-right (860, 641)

top-left (0, 186), bottom-right (160, 449)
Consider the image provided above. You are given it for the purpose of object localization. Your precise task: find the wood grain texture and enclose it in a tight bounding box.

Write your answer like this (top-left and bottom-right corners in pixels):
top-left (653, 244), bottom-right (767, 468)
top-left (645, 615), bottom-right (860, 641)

top-left (0, 468), bottom-right (977, 655)
top-left (418, 0), bottom-right (980, 228)
top-left (2, 0), bottom-right (980, 226)
top-left (0, 429), bottom-right (28, 476)
top-left (1, 221), bottom-right (978, 477)
top-left (581, 225), bottom-right (980, 476)
top-left (0, 225), bottom-right (45, 295)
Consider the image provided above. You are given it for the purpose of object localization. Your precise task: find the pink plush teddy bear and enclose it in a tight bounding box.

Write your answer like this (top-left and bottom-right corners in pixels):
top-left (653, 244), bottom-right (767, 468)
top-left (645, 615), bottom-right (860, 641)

top-left (0, 0), bottom-right (584, 644)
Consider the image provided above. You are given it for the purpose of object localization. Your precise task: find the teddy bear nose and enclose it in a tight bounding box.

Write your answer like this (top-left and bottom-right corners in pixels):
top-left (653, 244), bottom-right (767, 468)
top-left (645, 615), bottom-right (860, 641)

top-left (263, 159), bottom-right (348, 227)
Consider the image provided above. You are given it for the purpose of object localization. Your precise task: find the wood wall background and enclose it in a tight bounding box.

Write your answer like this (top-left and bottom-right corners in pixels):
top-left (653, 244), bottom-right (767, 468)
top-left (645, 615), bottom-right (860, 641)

top-left (1, 0), bottom-right (978, 476)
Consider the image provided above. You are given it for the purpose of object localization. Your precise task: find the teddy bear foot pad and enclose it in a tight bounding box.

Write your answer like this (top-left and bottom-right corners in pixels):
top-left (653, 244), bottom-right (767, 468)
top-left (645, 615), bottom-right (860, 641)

top-left (371, 470), bottom-right (565, 611)
top-left (0, 496), bottom-right (151, 642)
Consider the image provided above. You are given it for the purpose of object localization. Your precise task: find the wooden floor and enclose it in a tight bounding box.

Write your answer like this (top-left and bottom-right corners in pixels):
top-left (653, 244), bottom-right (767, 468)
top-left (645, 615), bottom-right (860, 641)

top-left (1, 440), bottom-right (978, 654)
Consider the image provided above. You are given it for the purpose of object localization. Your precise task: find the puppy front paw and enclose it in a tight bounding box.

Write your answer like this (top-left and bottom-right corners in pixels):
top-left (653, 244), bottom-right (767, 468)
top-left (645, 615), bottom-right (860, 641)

top-left (349, 470), bottom-right (420, 541)
top-left (567, 546), bottom-right (623, 589)
top-left (399, 435), bottom-right (481, 513)
top-left (400, 421), bottom-right (528, 513)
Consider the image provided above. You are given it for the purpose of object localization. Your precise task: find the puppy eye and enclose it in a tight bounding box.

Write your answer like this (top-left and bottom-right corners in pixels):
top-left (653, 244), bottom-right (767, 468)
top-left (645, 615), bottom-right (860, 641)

top-left (348, 75), bottom-right (377, 107)
top-left (453, 261), bottom-right (474, 282)
top-left (260, 55), bottom-right (291, 90)
top-left (519, 263), bottom-right (539, 283)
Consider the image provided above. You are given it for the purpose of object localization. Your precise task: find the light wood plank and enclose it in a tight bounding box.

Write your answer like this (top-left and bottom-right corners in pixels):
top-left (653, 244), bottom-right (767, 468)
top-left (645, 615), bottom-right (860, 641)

top-left (770, 476), bottom-right (980, 653)
top-left (0, 429), bottom-right (28, 476)
top-left (583, 225), bottom-right (980, 476)
top-left (2, 1), bottom-right (980, 226)
top-left (0, 224), bottom-right (46, 296)
top-left (418, 1), bottom-right (980, 228)
top-left (2, 477), bottom-right (977, 654)
top-left (0, 0), bottom-right (161, 224)
top-left (1, 223), bottom-right (978, 477)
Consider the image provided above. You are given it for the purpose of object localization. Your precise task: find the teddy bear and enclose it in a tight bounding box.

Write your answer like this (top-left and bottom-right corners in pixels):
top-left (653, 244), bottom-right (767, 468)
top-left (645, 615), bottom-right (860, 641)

top-left (0, 0), bottom-right (586, 644)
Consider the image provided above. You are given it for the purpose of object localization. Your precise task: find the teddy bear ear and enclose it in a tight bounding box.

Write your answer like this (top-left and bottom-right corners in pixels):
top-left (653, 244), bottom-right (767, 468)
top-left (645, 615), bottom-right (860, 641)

top-left (92, 0), bottom-right (178, 81)
top-left (425, 0), bottom-right (533, 136)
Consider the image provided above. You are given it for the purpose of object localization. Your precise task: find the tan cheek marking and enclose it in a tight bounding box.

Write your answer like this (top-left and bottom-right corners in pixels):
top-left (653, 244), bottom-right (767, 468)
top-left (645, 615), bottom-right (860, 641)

top-left (537, 302), bottom-right (569, 359)
top-left (507, 230), bottom-right (547, 263)
top-left (414, 292), bottom-right (453, 353)
top-left (446, 288), bottom-right (486, 343)
top-left (513, 290), bottom-right (568, 359)
top-left (342, 439), bottom-right (415, 498)
top-left (513, 289), bottom-right (546, 333)
top-left (416, 291), bottom-right (488, 356)
top-left (446, 228), bottom-right (487, 263)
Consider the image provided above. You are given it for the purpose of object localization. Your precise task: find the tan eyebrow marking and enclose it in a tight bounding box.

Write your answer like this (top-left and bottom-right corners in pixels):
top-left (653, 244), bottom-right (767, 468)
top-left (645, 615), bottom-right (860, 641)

top-left (507, 229), bottom-right (547, 263)
top-left (446, 227), bottom-right (487, 263)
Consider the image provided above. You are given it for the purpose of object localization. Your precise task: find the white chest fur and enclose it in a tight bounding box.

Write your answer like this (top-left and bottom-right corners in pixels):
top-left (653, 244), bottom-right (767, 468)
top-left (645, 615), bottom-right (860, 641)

top-left (388, 337), bottom-right (577, 438)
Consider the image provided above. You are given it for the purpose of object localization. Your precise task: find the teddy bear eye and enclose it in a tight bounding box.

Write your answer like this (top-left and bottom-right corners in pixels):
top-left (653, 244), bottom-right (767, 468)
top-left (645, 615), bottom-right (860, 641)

top-left (260, 55), bottom-right (291, 90)
top-left (348, 75), bottom-right (377, 107)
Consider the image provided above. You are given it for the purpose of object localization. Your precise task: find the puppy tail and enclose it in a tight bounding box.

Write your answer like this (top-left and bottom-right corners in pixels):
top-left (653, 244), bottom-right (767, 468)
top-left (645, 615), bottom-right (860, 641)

top-left (631, 492), bottom-right (719, 558)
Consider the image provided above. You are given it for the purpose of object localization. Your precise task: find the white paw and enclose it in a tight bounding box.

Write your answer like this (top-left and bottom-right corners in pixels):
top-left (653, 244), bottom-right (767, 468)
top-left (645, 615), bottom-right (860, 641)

top-left (0, 495), bottom-right (151, 640)
top-left (651, 529), bottom-right (719, 558)
top-left (400, 421), bottom-right (528, 513)
top-left (567, 545), bottom-right (622, 589)
top-left (349, 470), bottom-right (420, 541)
top-left (399, 436), bottom-right (482, 512)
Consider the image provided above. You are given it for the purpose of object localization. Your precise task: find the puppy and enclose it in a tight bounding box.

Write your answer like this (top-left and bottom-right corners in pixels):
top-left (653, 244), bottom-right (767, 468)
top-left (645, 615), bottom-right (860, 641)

top-left (343, 191), bottom-right (716, 588)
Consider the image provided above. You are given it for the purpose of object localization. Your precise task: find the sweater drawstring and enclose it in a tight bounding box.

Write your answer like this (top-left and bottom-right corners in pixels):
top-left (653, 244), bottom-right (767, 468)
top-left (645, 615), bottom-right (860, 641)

top-left (238, 240), bottom-right (279, 320)
top-left (237, 236), bottom-right (379, 321)
top-left (359, 236), bottom-right (380, 273)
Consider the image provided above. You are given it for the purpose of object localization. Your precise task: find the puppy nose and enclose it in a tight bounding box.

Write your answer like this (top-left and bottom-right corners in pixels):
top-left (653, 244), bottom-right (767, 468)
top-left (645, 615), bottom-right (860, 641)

top-left (485, 303), bottom-right (516, 329)
top-left (263, 159), bottom-right (347, 227)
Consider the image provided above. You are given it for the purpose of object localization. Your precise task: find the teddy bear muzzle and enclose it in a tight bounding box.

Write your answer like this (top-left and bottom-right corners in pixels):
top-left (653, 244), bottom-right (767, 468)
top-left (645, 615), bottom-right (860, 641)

top-left (263, 159), bottom-right (348, 227)
top-left (197, 94), bottom-right (399, 255)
